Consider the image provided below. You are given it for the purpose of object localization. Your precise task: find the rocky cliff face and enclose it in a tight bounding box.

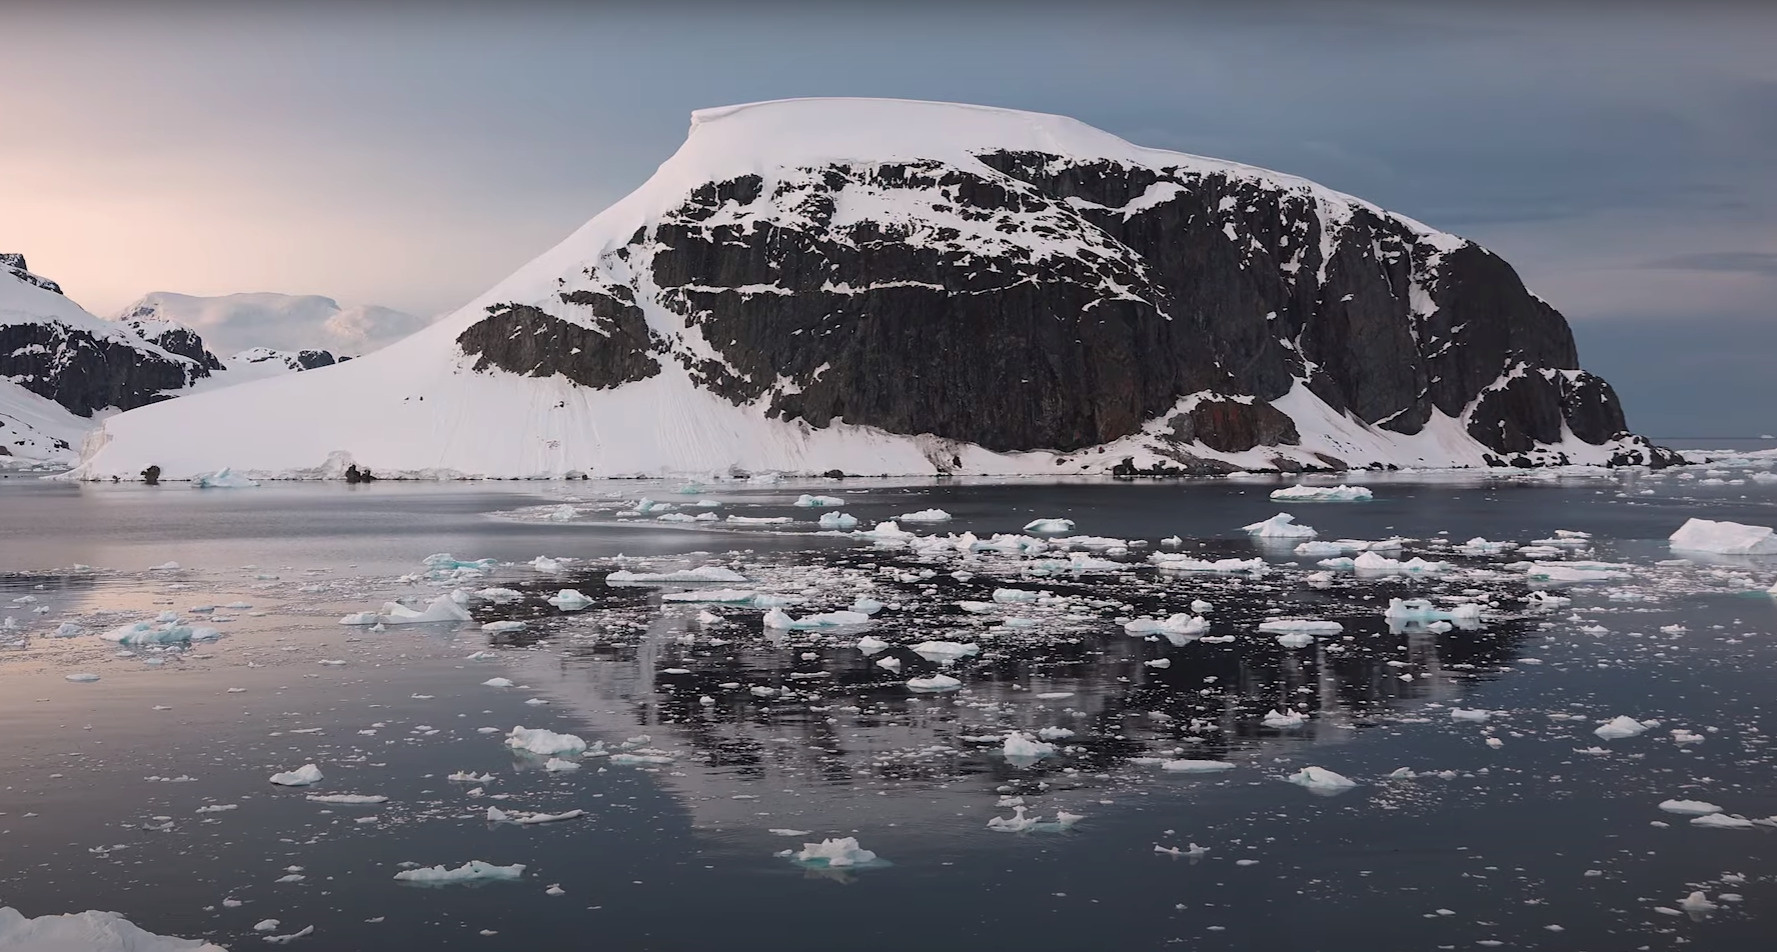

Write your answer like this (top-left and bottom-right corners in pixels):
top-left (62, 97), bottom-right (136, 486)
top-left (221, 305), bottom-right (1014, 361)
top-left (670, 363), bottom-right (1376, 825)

top-left (457, 103), bottom-right (1670, 470)
top-left (1, 254), bottom-right (207, 417)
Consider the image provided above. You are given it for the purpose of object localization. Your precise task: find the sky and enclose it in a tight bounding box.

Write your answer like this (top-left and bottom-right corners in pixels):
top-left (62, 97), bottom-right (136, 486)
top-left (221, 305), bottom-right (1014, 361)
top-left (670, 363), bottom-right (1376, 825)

top-left (2, 0), bottom-right (1773, 436)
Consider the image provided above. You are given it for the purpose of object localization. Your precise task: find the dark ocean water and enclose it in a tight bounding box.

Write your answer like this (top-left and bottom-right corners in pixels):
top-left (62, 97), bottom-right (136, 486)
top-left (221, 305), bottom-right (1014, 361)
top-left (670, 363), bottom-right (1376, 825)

top-left (2, 470), bottom-right (1774, 950)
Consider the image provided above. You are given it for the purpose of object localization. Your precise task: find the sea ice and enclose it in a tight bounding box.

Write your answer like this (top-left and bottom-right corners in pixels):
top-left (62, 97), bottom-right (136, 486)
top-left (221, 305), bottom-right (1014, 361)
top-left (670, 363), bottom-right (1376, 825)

top-left (1257, 619), bottom-right (1343, 634)
top-left (1024, 518), bottom-right (1076, 533)
top-left (393, 860), bottom-right (525, 884)
top-left (853, 635), bottom-right (890, 655)
top-left (607, 566), bottom-right (747, 584)
top-left (659, 588), bottom-right (757, 604)
top-left (1658, 799), bottom-right (1723, 816)
top-left (269, 764), bottom-right (323, 786)
top-left (376, 595), bottom-right (472, 625)
top-left (306, 794), bottom-right (387, 805)
top-left (1668, 518), bottom-right (1777, 555)
top-left (1002, 732), bottom-right (1056, 762)
top-left (763, 608), bottom-right (871, 629)
top-left (101, 621), bottom-right (221, 644)
top-left (487, 806), bottom-right (585, 825)
top-left (1160, 759), bottom-right (1236, 773)
top-left (1690, 814), bottom-right (1756, 830)
top-left (1262, 709), bottom-right (1306, 729)
top-left (1269, 484), bottom-right (1372, 502)
top-left (1149, 554), bottom-right (1266, 574)
top-left (1242, 512), bottom-right (1317, 538)
top-left (910, 640), bottom-right (979, 663)
top-left (793, 494), bottom-right (844, 507)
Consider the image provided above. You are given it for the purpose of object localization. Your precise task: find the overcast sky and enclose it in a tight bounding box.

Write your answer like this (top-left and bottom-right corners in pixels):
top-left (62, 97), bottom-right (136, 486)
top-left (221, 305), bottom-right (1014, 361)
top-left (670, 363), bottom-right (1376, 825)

top-left (2, 1), bottom-right (1773, 436)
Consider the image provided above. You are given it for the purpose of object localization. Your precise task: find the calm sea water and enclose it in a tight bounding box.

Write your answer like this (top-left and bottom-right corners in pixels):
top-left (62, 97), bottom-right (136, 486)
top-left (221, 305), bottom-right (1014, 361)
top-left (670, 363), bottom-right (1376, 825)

top-left (2, 471), bottom-right (1774, 950)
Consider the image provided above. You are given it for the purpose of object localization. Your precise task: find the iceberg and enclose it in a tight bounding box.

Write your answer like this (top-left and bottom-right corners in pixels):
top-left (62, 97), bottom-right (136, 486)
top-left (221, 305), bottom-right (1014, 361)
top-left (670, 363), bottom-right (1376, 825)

top-left (793, 494), bottom-right (845, 507)
top-left (269, 764), bottom-right (323, 786)
top-left (1242, 512), bottom-right (1317, 538)
top-left (192, 467), bottom-right (258, 488)
top-left (910, 640), bottom-right (979, 663)
top-left (1593, 716), bottom-right (1650, 740)
top-left (0, 907), bottom-right (226, 951)
top-left (763, 608), bottom-right (871, 629)
top-left (1383, 598), bottom-right (1481, 629)
top-left (854, 635), bottom-right (891, 655)
top-left (504, 726), bottom-right (588, 756)
top-left (1269, 484), bottom-right (1372, 502)
top-left (1285, 766), bottom-right (1357, 794)
top-left (817, 511), bottom-right (858, 530)
top-left (1023, 518), bottom-right (1076, 533)
top-left (1001, 732), bottom-right (1056, 762)
top-left (100, 621), bottom-right (222, 644)
top-left (606, 566), bottom-right (747, 584)
top-left (393, 860), bottom-right (525, 885)
top-left (896, 508), bottom-right (952, 523)
top-left (1668, 518), bottom-right (1777, 555)
top-left (1262, 709), bottom-right (1306, 729)
top-left (547, 589), bottom-right (593, 610)
top-left (790, 837), bottom-right (885, 869)
top-left (379, 595), bottom-right (472, 625)
top-left (906, 673), bottom-right (962, 692)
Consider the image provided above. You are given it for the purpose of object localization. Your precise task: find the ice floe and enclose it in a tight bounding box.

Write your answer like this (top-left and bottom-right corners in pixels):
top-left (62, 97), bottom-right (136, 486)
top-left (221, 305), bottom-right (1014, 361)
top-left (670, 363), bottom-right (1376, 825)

top-left (393, 860), bottom-right (525, 884)
top-left (1269, 484), bottom-right (1372, 502)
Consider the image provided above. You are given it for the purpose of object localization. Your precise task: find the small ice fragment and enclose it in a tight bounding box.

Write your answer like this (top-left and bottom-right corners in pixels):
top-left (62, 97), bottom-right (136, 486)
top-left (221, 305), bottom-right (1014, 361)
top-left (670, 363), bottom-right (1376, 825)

top-left (1594, 716), bottom-right (1650, 741)
top-left (906, 673), bottom-right (961, 692)
top-left (1242, 512), bottom-right (1317, 539)
top-left (1658, 799), bottom-right (1722, 816)
top-left (269, 764), bottom-right (323, 787)
top-left (1285, 766), bottom-right (1357, 794)
top-left (1024, 518), bottom-right (1075, 533)
top-left (393, 860), bottom-right (525, 884)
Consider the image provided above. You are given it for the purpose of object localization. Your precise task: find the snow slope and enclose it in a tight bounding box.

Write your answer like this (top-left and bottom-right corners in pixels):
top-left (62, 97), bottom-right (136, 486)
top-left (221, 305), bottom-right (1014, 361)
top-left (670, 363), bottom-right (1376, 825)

top-left (112, 291), bottom-right (430, 356)
top-left (71, 98), bottom-right (1664, 481)
top-left (0, 379), bottom-right (89, 464)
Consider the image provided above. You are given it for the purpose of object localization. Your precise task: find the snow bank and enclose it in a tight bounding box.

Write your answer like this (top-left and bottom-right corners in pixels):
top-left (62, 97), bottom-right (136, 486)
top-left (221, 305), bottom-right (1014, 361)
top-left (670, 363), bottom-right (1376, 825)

top-left (1668, 518), bottom-right (1777, 555)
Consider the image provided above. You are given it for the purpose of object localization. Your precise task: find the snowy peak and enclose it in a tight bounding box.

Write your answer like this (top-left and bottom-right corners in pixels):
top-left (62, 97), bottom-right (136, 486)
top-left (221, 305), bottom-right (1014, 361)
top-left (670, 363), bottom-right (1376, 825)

top-left (113, 291), bottom-right (430, 356)
top-left (1, 253), bottom-right (64, 296)
top-left (71, 101), bottom-right (1674, 480)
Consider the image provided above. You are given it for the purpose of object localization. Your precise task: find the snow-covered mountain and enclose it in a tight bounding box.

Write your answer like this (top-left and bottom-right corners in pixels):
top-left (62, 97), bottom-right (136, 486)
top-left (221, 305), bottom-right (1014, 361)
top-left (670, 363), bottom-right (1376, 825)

top-left (1, 255), bottom-right (360, 462)
top-left (112, 291), bottom-right (429, 356)
top-left (2, 253), bottom-right (208, 463)
top-left (71, 98), bottom-right (1675, 481)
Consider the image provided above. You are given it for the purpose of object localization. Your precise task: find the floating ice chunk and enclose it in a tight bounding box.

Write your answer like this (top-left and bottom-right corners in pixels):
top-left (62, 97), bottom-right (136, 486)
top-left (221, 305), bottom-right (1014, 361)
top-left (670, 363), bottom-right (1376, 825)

top-left (860, 520), bottom-right (913, 540)
top-left (64, 673), bottom-right (100, 683)
top-left (630, 498), bottom-right (675, 514)
top-left (1242, 512), bottom-right (1317, 538)
top-left (448, 771), bottom-right (494, 783)
top-left (850, 597), bottom-right (884, 616)
top-left (0, 907), bottom-right (227, 951)
top-left (1690, 814), bottom-right (1756, 830)
top-left (1678, 891), bottom-right (1719, 915)
top-left (1024, 518), bottom-right (1076, 533)
top-left (992, 588), bottom-right (1040, 604)
top-left (504, 726), bottom-right (587, 756)
top-left (854, 635), bottom-right (891, 655)
top-left (1262, 709), bottom-right (1306, 729)
top-left (546, 589), bottom-right (593, 610)
top-left (1450, 708), bottom-right (1492, 722)
top-left (660, 588), bottom-right (757, 604)
top-left (1285, 766), bottom-right (1357, 794)
top-left (481, 620), bottom-right (525, 633)
top-left (1658, 799), bottom-right (1723, 816)
top-left (876, 657), bottom-right (902, 672)
top-left (897, 508), bottom-right (951, 523)
top-left (378, 595), bottom-right (472, 625)
top-left (1002, 732), bottom-right (1056, 762)
top-left (906, 673), bottom-right (961, 692)
top-left (192, 467), bottom-right (258, 488)
top-left (1149, 554), bottom-right (1266, 574)
top-left (393, 860), bottom-right (525, 885)
top-left (528, 556), bottom-right (567, 573)
top-left (794, 494), bottom-right (845, 507)
top-left (608, 752), bottom-right (673, 766)
top-left (818, 511), bottom-right (858, 530)
top-left (1292, 541), bottom-right (1350, 557)
top-left (1160, 759), bottom-right (1235, 773)
top-left (607, 566), bottom-right (747, 584)
top-left (545, 504), bottom-right (578, 521)
top-left (306, 794), bottom-right (387, 805)
top-left (338, 611), bottom-right (380, 625)
top-left (1594, 716), bottom-right (1650, 740)
top-left (269, 764), bottom-right (323, 787)
top-left (1383, 598), bottom-right (1481, 630)
top-left (1668, 518), bottom-right (1777, 555)
top-left (1269, 485), bottom-right (1372, 502)
top-left (791, 837), bottom-right (884, 868)
top-left (1521, 562), bottom-right (1631, 583)
top-left (987, 805), bottom-right (1041, 832)
top-left (1456, 537), bottom-right (1517, 557)
top-left (482, 678), bottom-right (515, 688)
top-left (1257, 619), bottom-right (1343, 635)
top-left (1123, 614), bottom-right (1208, 640)
top-left (911, 641), bottom-right (979, 663)
top-left (543, 757), bottom-right (580, 772)
top-left (487, 806), bottom-right (584, 825)
top-left (1275, 633), bottom-right (1314, 648)
top-left (764, 608), bottom-right (871, 629)
top-left (101, 621), bottom-right (221, 644)
top-left (1351, 552), bottom-right (1452, 575)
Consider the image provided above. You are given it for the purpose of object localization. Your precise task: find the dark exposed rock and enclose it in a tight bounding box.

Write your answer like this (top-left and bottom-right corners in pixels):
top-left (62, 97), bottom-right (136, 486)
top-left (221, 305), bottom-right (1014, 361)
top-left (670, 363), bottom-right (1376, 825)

top-left (1164, 398), bottom-right (1300, 454)
top-left (117, 316), bottom-right (225, 372)
top-left (0, 320), bottom-right (201, 417)
top-left (141, 465), bottom-right (160, 485)
top-left (1, 253), bottom-right (63, 295)
top-left (457, 299), bottom-right (662, 390)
